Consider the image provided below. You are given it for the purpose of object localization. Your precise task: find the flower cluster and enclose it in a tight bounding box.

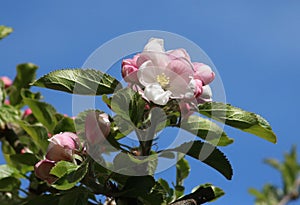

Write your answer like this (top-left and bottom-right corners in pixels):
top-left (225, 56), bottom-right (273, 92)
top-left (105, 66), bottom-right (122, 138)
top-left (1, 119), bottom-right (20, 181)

top-left (122, 38), bottom-right (215, 106)
top-left (34, 132), bottom-right (81, 184)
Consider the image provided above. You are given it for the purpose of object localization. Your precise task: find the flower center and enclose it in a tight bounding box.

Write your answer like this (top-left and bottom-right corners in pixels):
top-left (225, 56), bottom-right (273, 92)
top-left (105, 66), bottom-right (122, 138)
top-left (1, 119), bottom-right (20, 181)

top-left (156, 73), bottom-right (170, 88)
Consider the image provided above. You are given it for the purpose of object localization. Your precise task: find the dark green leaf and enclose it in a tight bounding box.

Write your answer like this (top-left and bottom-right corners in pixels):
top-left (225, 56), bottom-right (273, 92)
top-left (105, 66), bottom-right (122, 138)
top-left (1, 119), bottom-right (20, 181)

top-left (0, 80), bottom-right (5, 106)
top-left (171, 184), bottom-right (224, 204)
top-left (22, 95), bottom-right (57, 131)
top-left (53, 114), bottom-right (76, 134)
top-left (58, 188), bottom-right (89, 205)
top-left (118, 175), bottom-right (155, 198)
top-left (0, 25), bottom-right (13, 40)
top-left (180, 115), bottom-right (233, 146)
top-left (9, 63), bottom-right (38, 106)
top-left (163, 141), bottom-right (233, 180)
top-left (10, 153), bottom-right (39, 166)
top-left (33, 69), bottom-right (121, 95)
top-left (18, 121), bottom-right (49, 153)
top-left (24, 195), bottom-right (59, 205)
top-left (0, 177), bottom-right (20, 191)
top-left (198, 102), bottom-right (277, 143)
top-left (0, 104), bottom-right (20, 129)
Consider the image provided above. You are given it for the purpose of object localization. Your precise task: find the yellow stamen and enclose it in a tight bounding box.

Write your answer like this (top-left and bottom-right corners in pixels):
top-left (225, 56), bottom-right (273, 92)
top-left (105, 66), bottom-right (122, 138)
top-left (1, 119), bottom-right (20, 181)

top-left (156, 73), bottom-right (170, 88)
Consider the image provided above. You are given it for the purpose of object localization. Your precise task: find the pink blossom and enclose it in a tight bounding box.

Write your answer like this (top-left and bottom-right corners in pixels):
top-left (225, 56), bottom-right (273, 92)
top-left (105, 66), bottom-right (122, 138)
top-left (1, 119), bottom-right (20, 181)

top-left (0, 76), bottom-right (12, 88)
top-left (193, 63), bottom-right (215, 85)
top-left (23, 108), bottom-right (32, 117)
top-left (34, 159), bottom-right (57, 184)
top-left (122, 54), bottom-right (140, 83)
top-left (46, 132), bottom-right (80, 162)
top-left (85, 111), bottom-right (110, 145)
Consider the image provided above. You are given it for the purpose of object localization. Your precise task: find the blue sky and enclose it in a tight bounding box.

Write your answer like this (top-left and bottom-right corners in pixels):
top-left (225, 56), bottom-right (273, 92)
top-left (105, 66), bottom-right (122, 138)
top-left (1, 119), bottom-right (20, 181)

top-left (1, 0), bottom-right (300, 204)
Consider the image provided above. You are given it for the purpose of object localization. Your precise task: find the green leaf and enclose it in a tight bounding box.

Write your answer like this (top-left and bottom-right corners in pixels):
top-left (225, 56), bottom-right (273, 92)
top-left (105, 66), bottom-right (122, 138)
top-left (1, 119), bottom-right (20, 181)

top-left (18, 121), bottom-right (49, 153)
top-left (24, 195), bottom-right (59, 205)
top-left (176, 155), bottom-right (190, 187)
top-left (179, 115), bottom-right (233, 146)
top-left (113, 152), bottom-right (158, 176)
top-left (118, 175), bottom-right (155, 198)
top-left (9, 63), bottom-right (38, 106)
top-left (0, 177), bottom-right (20, 191)
top-left (22, 94), bottom-right (57, 131)
top-left (164, 141), bottom-right (233, 180)
top-left (0, 25), bottom-right (13, 40)
top-left (58, 188), bottom-right (89, 205)
top-left (111, 88), bottom-right (141, 123)
top-left (53, 114), bottom-right (76, 134)
top-left (0, 104), bottom-right (20, 129)
top-left (33, 69), bottom-right (121, 95)
top-left (0, 80), bottom-right (5, 106)
top-left (50, 161), bottom-right (78, 178)
top-left (0, 164), bottom-right (20, 179)
top-left (10, 153), bottom-right (39, 166)
top-left (51, 161), bottom-right (88, 190)
top-left (198, 102), bottom-right (277, 143)
top-left (171, 184), bottom-right (224, 204)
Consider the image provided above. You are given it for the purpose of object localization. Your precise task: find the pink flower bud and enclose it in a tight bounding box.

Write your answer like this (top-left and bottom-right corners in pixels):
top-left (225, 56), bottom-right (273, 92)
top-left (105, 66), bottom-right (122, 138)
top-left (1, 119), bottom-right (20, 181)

top-left (0, 76), bottom-right (12, 88)
top-left (122, 54), bottom-right (140, 83)
top-left (85, 111), bottom-right (110, 145)
top-left (23, 108), bottom-right (32, 117)
top-left (34, 159), bottom-right (57, 184)
top-left (193, 63), bottom-right (215, 85)
top-left (4, 100), bottom-right (10, 105)
top-left (46, 132), bottom-right (80, 162)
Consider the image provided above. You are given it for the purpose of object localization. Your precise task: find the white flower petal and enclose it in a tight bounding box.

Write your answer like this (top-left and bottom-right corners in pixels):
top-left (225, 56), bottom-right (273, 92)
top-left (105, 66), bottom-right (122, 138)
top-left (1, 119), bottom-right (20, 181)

top-left (144, 38), bottom-right (165, 52)
top-left (197, 85), bottom-right (212, 103)
top-left (144, 84), bottom-right (172, 105)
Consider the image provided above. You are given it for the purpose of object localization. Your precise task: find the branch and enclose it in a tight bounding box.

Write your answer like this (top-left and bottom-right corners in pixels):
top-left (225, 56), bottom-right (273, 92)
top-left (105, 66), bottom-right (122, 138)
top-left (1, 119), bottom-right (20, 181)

top-left (278, 178), bottom-right (300, 205)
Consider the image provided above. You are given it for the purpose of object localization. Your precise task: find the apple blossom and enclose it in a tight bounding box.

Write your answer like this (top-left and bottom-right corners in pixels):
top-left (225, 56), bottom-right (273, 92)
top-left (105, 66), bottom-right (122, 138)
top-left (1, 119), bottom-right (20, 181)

top-left (46, 132), bottom-right (81, 162)
top-left (121, 38), bottom-right (216, 106)
top-left (0, 76), bottom-right (12, 88)
top-left (121, 54), bottom-right (140, 83)
top-left (85, 111), bottom-right (111, 145)
top-left (193, 62), bottom-right (215, 85)
top-left (23, 108), bottom-right (32, 117)
top-left (34, 159), bottom-right (57, 184)
top-left (197, 85), bottom-right (213, 103)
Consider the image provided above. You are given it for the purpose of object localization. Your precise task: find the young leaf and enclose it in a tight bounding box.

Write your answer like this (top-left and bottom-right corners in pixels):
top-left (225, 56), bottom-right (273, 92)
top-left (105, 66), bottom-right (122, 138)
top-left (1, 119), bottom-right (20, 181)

top-left (22, 96), bottom-right (57, 132)
top-left (33, 69), bottom-right (121, 95)
top-left (0, 104), bottom-right (20, 129)
top-left (18, 121), bottom-right (49, 153)
top-left (0, 25), bottom-right (13, 40)
top-left (179, 115), bottom-right (234, 146)
top-left (163, 141), bottom-right (233, 180)
top-left (198, 102), bottom-right (277, 143)
top-left (53, 114), bottom-right (76, 134)
top-left (176, 154), bottom-right (190, 187)
top-left (51, 161), bottom-right (89, 190)
top-left (9, 63), bottom-right (38, 106)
